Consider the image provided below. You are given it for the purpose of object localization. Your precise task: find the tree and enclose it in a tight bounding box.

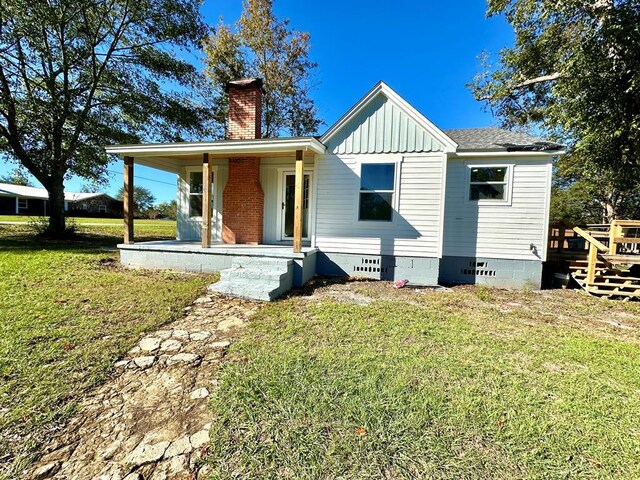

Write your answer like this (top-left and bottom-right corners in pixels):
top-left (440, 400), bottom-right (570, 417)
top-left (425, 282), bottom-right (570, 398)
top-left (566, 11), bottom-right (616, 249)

top-left (80, 182), bottom-right (102, 194)
top-left (0, 166), bottom-right (32, 186)
top-left (156, 200), bottom-right (177, 220)
top-left (0, 0), bottom-right (212, 236)
top-left (471, 0), bottom-right (640, 221)
top-left (203, 0), bottom-right (322, 138)
top-left (550, 155), bottom-right (640, 225)
top-left (116, 186), bottom-right (155, 217)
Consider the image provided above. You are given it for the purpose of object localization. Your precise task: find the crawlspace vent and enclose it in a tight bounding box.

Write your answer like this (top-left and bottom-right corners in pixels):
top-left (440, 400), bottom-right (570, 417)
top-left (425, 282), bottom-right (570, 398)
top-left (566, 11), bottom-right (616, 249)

top-left (462, 261), bottom-right (496, 277)
top-left (354, 257), bottom-right (388, 274)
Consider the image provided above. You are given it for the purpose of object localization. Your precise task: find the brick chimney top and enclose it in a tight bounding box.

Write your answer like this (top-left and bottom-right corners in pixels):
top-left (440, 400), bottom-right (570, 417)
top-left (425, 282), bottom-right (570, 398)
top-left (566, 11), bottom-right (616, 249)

top-left (225, 78), bottom-right (265, 92)
top-left (226, 78), bottom-right (265, 140)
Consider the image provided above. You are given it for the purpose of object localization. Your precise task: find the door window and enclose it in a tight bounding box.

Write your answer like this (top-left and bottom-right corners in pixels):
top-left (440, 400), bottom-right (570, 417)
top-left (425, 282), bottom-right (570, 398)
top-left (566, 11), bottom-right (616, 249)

top-left (284, 174), bottom-right (310, 238)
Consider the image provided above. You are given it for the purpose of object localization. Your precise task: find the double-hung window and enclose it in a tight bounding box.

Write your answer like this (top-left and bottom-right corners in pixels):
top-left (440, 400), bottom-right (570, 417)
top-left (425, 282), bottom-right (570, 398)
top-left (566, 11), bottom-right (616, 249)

top-left (468, 166), bottom-right (509, 201)
top-left (359, 163), bottom-right (395, 222)
top-left (18, 198), bottom-right (28, 211)
top-left (188, 171), bottom-right (204, 218)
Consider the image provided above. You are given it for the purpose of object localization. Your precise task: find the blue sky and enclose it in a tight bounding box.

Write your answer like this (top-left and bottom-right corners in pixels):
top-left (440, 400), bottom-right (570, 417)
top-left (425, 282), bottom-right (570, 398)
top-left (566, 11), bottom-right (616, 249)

top-left (0, 0), bottom-right (513, 203)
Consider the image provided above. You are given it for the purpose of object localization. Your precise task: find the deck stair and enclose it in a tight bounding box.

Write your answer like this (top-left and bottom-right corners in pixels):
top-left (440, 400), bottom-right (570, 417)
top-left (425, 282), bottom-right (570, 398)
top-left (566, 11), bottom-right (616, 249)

top-left (571, 266), bottom-right (640, 299)
top-left (209, 256), bottom-right (294, 301)
top-left (564, 220), bottom-right (640, 299)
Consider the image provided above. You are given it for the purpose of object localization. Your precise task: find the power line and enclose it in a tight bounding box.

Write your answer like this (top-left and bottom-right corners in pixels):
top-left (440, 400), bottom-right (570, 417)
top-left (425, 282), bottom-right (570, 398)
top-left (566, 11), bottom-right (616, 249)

top-left (107, 169), bottom-right (177, 186)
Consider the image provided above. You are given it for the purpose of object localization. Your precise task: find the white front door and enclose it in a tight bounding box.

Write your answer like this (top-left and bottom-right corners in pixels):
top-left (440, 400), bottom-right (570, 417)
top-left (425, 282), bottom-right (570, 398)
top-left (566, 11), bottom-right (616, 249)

top-left (281, 171), bottom-right (311, 241)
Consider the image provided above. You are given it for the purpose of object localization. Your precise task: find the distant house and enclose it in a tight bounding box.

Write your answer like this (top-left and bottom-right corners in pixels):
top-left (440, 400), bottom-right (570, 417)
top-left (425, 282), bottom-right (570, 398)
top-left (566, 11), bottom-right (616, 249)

top-left (0, 183), bottom-right (122, 217)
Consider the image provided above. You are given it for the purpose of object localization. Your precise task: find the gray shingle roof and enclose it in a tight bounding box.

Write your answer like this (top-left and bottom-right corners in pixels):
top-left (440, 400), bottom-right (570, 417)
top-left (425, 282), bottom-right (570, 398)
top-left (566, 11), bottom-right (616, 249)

top-left (444, 128), bottom-right (563, 152)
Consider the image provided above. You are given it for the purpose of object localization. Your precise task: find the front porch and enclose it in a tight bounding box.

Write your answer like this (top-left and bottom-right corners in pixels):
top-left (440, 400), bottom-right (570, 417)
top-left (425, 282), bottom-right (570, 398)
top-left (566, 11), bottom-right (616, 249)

top-left (105, 136), bottom-right (326, 300)
top-left (119, 240), bottom-right (318, 293)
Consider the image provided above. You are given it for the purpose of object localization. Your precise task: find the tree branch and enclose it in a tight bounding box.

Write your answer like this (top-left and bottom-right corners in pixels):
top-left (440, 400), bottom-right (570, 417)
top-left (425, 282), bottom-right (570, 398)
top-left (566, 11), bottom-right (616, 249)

top-left (513, 72), bottom-right (562, 89)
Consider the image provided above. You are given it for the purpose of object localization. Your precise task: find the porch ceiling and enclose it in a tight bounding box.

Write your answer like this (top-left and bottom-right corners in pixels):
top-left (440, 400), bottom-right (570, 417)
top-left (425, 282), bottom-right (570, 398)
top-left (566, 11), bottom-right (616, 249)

top-left (105, 137), bottom-right (325, 173)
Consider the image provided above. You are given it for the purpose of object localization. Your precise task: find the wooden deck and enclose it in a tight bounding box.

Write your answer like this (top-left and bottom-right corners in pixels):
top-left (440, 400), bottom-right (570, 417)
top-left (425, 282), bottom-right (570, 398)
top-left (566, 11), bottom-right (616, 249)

top-left (548, 220), bottom-right (640, 299)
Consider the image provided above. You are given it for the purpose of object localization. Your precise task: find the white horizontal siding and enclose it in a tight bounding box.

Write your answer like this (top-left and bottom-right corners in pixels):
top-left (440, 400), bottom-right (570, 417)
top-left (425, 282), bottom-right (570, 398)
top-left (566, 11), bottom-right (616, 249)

top-left (315, 153), bottom-right (445, 257)
top-left (442, 157), bottom-right (552, 260)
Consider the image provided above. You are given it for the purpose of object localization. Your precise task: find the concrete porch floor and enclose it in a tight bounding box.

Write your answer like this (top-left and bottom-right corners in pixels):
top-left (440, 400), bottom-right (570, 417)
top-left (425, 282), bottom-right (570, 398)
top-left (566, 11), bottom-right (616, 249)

top-left (118, 241), bottom-right (319, 290)
top-left (118, 240), bottom-right (316, 259)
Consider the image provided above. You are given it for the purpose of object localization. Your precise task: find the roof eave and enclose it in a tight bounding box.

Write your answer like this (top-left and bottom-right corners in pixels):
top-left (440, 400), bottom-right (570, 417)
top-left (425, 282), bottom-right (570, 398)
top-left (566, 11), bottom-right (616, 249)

top-left (104, 137), bottom-right (326, 158)
top-left (449, 148), bottom-right (566, 157)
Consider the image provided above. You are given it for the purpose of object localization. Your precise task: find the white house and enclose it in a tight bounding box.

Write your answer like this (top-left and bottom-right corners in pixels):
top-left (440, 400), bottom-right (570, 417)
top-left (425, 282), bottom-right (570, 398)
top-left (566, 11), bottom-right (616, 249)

top-left (106, 79), bottom-right (563, 300)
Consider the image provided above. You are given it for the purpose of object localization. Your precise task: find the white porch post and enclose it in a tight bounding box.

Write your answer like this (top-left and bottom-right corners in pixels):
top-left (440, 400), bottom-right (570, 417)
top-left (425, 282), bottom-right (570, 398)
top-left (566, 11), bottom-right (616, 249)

top-left (201, 153), bottom-right (212, 248)
top-left (15, 197), bottom-right (18, 214)
top-left (123, 156), bottom-right (134, 244)
top-left (293, 149), bottom-right (304, 253)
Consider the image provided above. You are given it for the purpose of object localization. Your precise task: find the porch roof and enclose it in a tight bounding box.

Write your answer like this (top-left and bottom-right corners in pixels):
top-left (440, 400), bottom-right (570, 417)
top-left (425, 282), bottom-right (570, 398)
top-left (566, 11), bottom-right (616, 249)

top-left (105, 137), bottom-right (326, 173)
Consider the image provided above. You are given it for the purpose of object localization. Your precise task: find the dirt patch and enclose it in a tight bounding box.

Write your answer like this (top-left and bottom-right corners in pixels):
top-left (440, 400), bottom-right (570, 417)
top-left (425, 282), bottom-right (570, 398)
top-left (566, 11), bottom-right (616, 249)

top-left (27, 292), bottom-right (260, 480)
top-left (292, 277), bottom-right (450, 305)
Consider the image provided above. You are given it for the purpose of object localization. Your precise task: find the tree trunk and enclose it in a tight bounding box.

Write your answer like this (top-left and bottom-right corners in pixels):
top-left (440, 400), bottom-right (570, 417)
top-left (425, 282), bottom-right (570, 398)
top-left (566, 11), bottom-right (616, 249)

top-left (46, 175), bottom-right (67, 236)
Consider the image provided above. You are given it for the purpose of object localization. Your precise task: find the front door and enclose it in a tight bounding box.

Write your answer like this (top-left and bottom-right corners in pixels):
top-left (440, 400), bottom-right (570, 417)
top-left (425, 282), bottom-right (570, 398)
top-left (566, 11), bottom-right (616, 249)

top-left (281, 172), bottom-right (311, 240)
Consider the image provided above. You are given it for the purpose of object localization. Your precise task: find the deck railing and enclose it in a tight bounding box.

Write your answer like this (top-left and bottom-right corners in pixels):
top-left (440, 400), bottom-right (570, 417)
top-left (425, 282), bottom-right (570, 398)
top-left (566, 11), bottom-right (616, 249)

top-left (548, 220), bottom-right (640, 298)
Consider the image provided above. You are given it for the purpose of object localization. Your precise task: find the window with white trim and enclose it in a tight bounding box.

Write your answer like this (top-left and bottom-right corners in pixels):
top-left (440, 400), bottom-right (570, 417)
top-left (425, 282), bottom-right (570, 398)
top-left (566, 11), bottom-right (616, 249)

top-left (18, 198), bottom-right (28, 211)
top-left (98, 204), bottom-right (107, 213)
top-left (359, 163), bottom-right (395, 221)
top-left (188, 171), bottom-right (204, 218)
top-left (468, 166), bottom-right (509, 201)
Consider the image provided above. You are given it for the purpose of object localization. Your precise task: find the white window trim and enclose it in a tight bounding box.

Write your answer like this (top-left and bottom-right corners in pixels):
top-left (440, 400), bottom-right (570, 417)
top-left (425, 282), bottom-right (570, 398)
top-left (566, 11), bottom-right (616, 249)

top-left (98, 204), bottom-right (107, 213)
top-left (464, 163), bottom-right (513, 206)
top-left (355, 158), bottom-right (402, 224)
top-left (185, 166), bottom-right (217, 221)
top-left (18, 198), bottom-right (28, 210)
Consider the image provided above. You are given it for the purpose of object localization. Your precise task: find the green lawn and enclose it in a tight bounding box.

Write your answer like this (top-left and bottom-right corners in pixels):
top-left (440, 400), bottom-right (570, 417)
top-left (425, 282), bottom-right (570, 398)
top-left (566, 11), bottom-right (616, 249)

top-left (0, 216), bottom-right (176, 244)
top-left (0, 223), bottom-right (210, 477)
top-left (0, 215), bottom-right (174, 226)
top-left (207, 282), bottom-right (640, 479)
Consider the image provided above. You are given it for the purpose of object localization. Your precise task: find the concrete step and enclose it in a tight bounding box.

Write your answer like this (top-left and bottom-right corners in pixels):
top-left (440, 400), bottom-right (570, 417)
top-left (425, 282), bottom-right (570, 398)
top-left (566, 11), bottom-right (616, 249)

top-left (220, 266), bottom-right (289, 283)
top-left (212, 256), bottom-right (294, 301)
top-left (231, 256), bottom-right (293, 269)
top-left (210, 280), bottom-right (288, 302)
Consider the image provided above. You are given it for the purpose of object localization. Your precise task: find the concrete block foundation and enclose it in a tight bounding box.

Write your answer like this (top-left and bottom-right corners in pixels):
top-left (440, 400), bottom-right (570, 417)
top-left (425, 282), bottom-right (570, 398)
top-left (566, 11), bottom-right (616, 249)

top-left (439, 256), bottom-right (543, 289)
top-left (316, 252), bottom-right (440, 285)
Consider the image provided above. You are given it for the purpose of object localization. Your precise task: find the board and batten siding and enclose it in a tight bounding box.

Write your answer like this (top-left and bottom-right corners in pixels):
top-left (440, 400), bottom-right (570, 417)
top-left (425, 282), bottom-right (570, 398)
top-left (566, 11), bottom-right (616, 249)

top-left (442, 157), bottom-right (553, 261)
top-left (325, 93), bottom-right (445, 155)
top-left (314, 153), bottom-right (445, 257)
top-left (176, 159), bottom-right (227, 242)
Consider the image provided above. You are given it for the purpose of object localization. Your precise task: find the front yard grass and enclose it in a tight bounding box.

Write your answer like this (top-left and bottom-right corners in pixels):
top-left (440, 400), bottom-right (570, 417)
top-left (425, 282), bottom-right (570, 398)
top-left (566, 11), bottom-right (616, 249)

top-left (0, 224), bottom-right (211, 477)
top-left (208, 282), bottom-right (640, 479)
top-left (0, 215), bottom-right (174, 225)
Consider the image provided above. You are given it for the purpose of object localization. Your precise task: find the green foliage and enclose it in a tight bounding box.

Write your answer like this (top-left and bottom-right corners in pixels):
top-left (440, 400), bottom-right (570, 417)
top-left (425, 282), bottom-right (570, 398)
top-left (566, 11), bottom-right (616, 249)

top-left (203, 0), bottom-right (323, 138)
top-left (0, 0), bottom-right (213, 234)
top-left (156, 200), bottom-right (178, 220)
top-left (79, 182), bottom-right (103, 194)
top-left (472, 1), bottom-right (640, 220)
top-left (116, 185), bottom-right (156, 217)
top-left (27, 215), bottom-right (78, 237)
top-left (550, 155), bottom-right (640, 224)
top-left (0, 167), bottom-right (33, 186)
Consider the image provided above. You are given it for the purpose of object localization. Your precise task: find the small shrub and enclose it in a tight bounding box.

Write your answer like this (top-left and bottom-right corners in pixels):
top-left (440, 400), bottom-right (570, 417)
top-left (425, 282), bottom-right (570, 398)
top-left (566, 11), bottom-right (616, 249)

top-left (28, 217), bottom-right (78, 238)
top-left (474, 285), bottom-right (493, 301)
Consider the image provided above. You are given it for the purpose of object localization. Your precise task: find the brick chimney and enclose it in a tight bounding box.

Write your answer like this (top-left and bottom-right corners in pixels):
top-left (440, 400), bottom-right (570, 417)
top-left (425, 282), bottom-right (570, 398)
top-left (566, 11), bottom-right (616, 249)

top-left (226, 78), bottom-right (264, 140)
top-left (222, 78), bottom-right (265, 244)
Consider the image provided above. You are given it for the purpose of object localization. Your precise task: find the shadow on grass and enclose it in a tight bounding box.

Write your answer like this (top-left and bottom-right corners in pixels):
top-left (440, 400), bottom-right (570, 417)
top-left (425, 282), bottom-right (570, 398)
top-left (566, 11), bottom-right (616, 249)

top-left (0, 225), bottom-right (173, 254)
top-left (283, 276), bottom-right (369, 298)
